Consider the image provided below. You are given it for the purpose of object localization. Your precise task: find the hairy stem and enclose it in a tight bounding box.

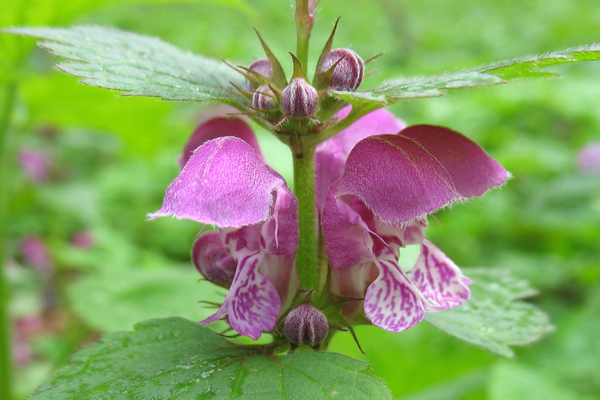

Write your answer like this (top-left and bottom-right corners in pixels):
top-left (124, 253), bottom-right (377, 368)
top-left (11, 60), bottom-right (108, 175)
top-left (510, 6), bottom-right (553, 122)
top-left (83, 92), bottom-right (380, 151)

top-left (290, 135), bottom-right (320, 293)
top-left (294, 0), bottom-right (314, 73)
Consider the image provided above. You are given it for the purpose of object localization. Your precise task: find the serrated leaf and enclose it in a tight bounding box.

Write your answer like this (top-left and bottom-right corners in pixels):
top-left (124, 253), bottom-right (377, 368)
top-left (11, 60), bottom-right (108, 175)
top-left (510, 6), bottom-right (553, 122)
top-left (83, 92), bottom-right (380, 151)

top-left (330, 44), bottom-right (600, 107)
top-left (7, 26), bottom-right (248, 106)
top-left (30, 317), bottom-right (391, 400)
top-left (425, 268), bottom-right (553, 357)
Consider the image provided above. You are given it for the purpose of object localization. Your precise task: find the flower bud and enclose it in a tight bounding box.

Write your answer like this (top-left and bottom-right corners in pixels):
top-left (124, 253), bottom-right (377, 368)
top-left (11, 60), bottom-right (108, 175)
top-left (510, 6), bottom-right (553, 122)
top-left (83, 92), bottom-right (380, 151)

top-left (252, 85), bottom-right (276, 111)
top-left (284, 303), bottom-right (329, 347)
top-left (192, 231), bottom-right (237, 287)
top-left (319, 48), bottom-right (364, 91)
top-left (245, 59), bottom-right (272, 90)
top-left (280, 78), bottom-right (318, 117)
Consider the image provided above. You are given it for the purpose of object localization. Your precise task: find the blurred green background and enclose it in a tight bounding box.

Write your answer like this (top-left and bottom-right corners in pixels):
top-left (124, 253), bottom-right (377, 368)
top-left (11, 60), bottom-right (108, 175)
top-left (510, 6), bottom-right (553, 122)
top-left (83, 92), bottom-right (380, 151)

top-left (1, 0), bottom-right (600, 398)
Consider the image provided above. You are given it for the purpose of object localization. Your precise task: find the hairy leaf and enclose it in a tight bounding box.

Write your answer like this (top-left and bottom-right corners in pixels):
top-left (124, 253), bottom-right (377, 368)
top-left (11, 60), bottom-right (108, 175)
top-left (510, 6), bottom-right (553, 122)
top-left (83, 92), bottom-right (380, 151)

top-left (425, 268), bottom-right (553, 357)
top-left (330, 44), bottom-right (600, 107)
top-left (30, 317), bottom-right (391, 400)
top-left (7, 26), bottom-right (248, 106)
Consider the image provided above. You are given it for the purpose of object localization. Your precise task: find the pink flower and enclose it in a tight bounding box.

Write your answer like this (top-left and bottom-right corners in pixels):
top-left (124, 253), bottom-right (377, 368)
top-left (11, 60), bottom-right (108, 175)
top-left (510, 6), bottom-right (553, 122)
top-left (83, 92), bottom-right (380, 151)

top-left (150, 108), bottom-right (508, 338)
top-left (321, 112), bottom-right (507, 332)
top-left (576, 142), bottom-right (600, 174)
top-left (18, 149), bottom-right (51, 182)
top-left (150, 118), bottom-right (298, 340)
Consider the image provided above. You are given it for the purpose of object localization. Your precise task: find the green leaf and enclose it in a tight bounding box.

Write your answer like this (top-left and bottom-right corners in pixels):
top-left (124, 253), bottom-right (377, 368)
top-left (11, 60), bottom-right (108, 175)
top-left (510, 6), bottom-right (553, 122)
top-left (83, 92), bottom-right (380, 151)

top-left (425, 268), bottom-right (553, 358)
top-left (488, 361), bottom-right (586, 400)
top-left (30, 317), bottom-right (392, 400)
top-left (68, 265), bottom-right (226, 333)
top-left (330, 44), bottom-right (600, 107)
top-left (6, 25), bottom-right (248, 106)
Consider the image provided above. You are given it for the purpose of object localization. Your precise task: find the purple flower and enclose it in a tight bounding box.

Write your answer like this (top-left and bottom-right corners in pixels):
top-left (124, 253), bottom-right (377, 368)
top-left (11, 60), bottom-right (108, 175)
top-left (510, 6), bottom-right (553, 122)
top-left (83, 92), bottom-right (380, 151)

top-left (149, 117), bottom-right (298, 340)
top-left (150, 108), bottom-right (507, 339)
top-left (576, 142), bottom-right (600, 174)
top-left (18, 149), bottom-right (51, 182)
top-left (320, 111), bottom-right (507, 332)
top-left (20, 236), bottom-right (53, 278)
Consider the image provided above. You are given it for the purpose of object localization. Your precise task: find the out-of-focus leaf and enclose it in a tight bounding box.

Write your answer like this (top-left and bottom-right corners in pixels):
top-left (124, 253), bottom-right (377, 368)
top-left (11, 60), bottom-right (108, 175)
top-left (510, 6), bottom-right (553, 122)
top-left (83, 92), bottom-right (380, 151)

top-left (31, 317), bottom-right (392, 400)
top-left (7, 26), bottom-right (248, 106)
top-left (535, 286), bottom-right (600, 392)
top-left (68, 265), bottom-right (224, 333)
top-left (487, 361), bottom-right (589, 400)
top-left (425, 268), bottom-right (553, 357)
top-left (397, 370), bottom-right (487, 400)
top-left (327, 321), bottom-right (495, 398)
top-left (330, 44), bottom-right (600, 107)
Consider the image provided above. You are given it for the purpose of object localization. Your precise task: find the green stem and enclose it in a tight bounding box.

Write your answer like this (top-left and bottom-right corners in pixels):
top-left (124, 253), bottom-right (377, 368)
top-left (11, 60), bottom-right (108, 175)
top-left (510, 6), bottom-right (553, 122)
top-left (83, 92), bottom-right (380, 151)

top-left (294, 0), bottom-right (313, 73)
top-left (307, 103), bottom-right (385, 147)
top-left (290, 135), bottom-right (320, 293)
top-left (0, 82), bottom-right (17, 400)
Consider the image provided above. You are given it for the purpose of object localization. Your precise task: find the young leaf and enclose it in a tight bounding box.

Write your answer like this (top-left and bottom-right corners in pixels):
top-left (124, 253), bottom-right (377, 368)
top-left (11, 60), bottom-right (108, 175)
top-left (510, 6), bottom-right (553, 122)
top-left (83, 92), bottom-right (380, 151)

top-left (30, 317), bottom-right (392, 400)
top-left (329, 44), bottom-right (600, 107)
top-left (6, 26), bottom-right (249, 107)
top-left (425, 268), bottom-right (553, 358)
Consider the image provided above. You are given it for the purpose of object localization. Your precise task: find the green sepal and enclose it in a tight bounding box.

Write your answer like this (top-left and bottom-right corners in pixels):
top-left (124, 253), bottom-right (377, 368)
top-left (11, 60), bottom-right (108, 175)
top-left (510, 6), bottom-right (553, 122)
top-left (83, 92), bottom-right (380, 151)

top-left (253, 28), bottom-right (288, 89)
top-left (312, 17), bottom-right (340, 88)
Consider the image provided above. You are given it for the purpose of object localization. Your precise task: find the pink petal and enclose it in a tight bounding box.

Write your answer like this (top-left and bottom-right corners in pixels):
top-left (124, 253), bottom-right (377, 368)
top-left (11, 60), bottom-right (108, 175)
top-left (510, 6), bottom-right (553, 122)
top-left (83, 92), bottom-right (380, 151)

top-left (149, 137), bottom-right (286, 227)
top-left (577, 142), bottom-right (600, 174)
top-left (256, 186), bottom-right (299, 310)
top-left (192, 231), bottom-right (237, 287)
top-left (399, 125), bottom-right (508, 197)
top-left (200, 252), bottom-right (280, 340)
top-left (18, 149), bottom-right (51, 182)
top-left (322, 196), bottom-right (375, 271)
top-left (178, 117), bottom-right (263, 169)
top-left (315, 107), bottom-right (405, 211)
top-left (411, 240), bottom-right (472, 311)
top-left (332, 134), bottom-right (462, 223)
top-left (364, 252), bottom-right (425, 332)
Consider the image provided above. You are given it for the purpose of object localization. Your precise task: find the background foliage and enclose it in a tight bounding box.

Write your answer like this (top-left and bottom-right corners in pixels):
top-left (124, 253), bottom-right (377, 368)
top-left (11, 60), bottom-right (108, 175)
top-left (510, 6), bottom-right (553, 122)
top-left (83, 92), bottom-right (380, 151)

top-left (2, 0), bottom-right (599, 398)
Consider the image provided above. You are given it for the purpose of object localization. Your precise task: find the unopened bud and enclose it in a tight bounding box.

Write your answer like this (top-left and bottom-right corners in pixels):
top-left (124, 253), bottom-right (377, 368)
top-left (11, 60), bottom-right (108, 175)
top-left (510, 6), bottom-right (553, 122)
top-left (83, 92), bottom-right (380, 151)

top-left (252, 85), bottom-right (276, 111)
top-left (319, 48), bottom-right (364, 91)
top-left (284, 303), bottom-right (329, 347)
top-left (192, 231), bottom-right (236, 287)
top-left (245, 59), bottom-right (272, 90)
top-left (280, 78), bottom-right (318, 117)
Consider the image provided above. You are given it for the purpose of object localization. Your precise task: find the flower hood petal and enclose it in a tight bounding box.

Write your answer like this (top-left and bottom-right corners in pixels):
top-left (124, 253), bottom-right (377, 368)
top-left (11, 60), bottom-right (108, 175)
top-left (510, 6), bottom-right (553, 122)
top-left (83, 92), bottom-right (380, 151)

top-left (178, 117), bottom-right (263, 168)
top-left (149, 136), bottom-right (287, 227)
top-left (329, 134), bottom-right (462, 223)
top-left (398, 125), bottom-right (508, 197)
top-left (314, 107), bottom-right (405, 211)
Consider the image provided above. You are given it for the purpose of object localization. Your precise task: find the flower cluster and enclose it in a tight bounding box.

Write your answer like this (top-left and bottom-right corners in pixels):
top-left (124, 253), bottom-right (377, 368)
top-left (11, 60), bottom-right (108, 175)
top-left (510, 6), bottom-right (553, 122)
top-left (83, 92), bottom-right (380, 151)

top-left (149, 44), bottom-right (508, 345)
